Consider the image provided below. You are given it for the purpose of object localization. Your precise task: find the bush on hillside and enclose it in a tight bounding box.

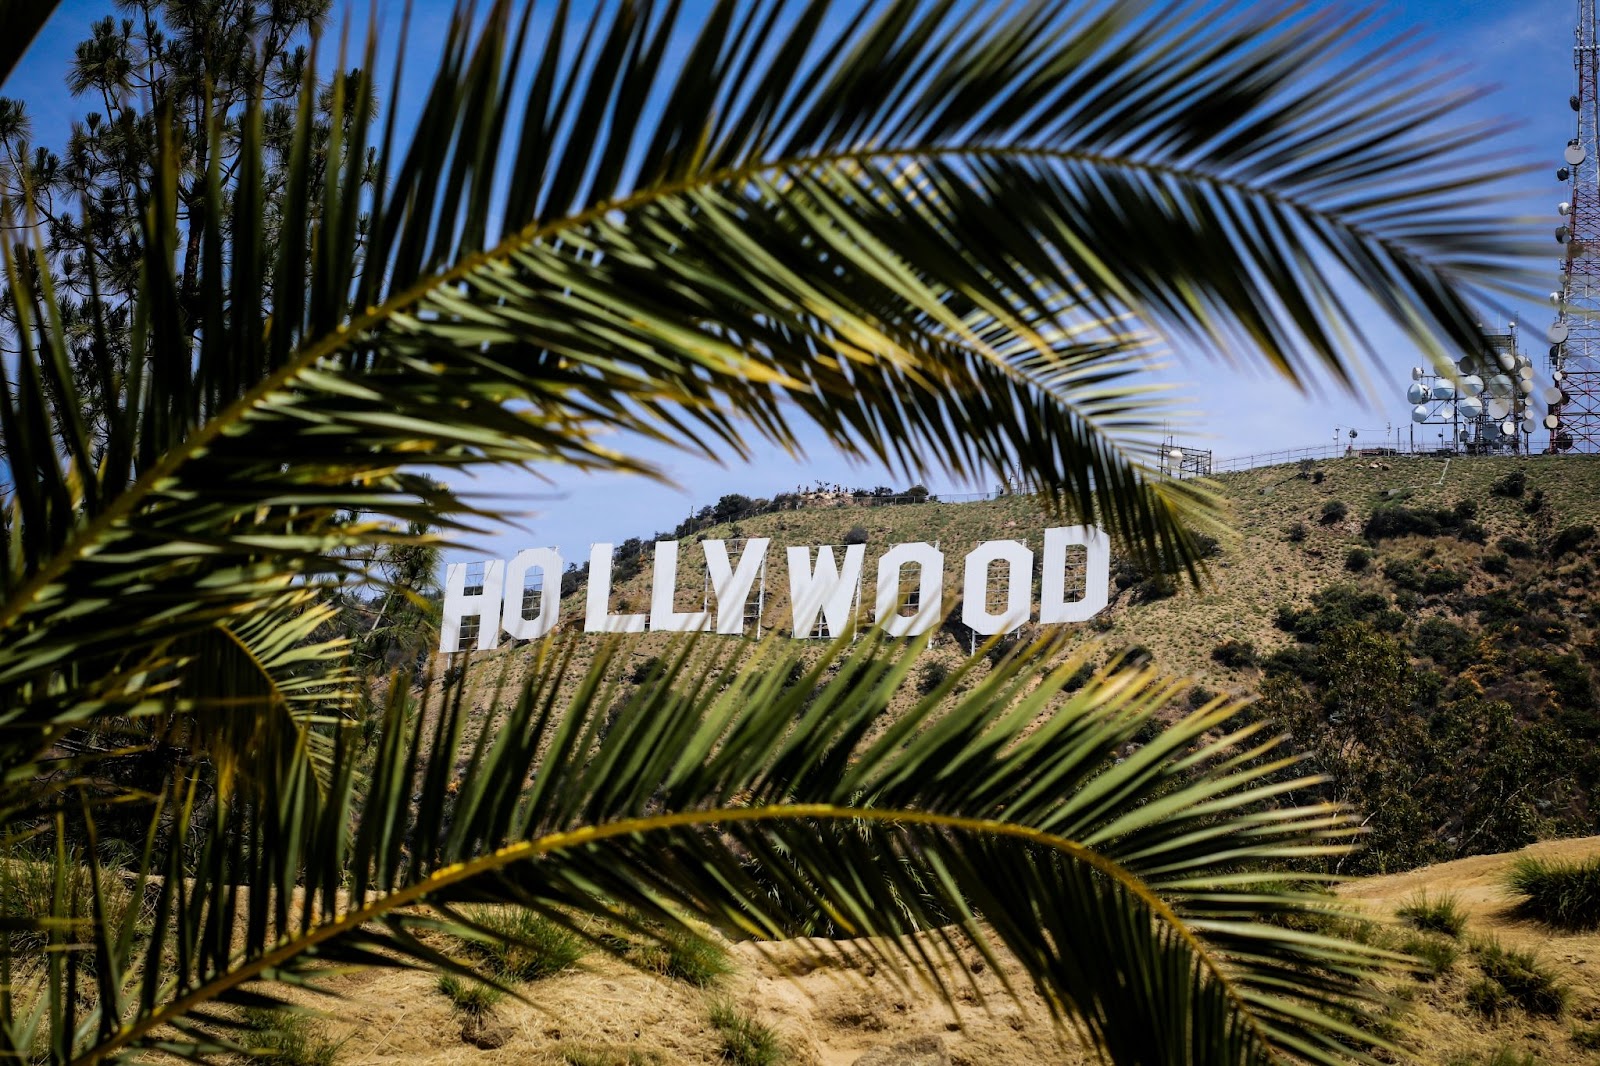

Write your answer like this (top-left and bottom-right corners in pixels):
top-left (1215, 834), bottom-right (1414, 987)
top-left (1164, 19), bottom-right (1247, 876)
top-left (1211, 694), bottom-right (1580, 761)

top-left (1490, 468), bottom-right (1527, 498)
top-left (1211, 640), bottom-right (1258, 669)
top-left (1320, 500), bottom-right (1349, 524)
top-left (1344, 546), bottom-right (1371, 572)
top-left (1471, 939), bottom-right (1569, 1017)
top-left (1504, 855), bottom-right (1600, 930)
top-left (1364, 500), bottom-right (1483, 543)
top-left (1498, 536), bottom-right (1534, 559)
top-left (1285, 522), bottom-right (1308, 543)
top-left (1552, 523), bottom-right (1596, 559)
top-left (1414, 617), bottom-right (1474, 669)
top-left (1396, 891), bottom-right (1467, 937)
top-left (843, 525), bottom-right (868, 545)
top-left (1481, 552), bottom-right (1510, 576)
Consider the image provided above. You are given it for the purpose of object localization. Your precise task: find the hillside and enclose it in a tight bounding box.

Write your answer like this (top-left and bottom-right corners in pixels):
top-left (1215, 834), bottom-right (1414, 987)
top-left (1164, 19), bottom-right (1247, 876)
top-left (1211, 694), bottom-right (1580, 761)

top-left (476, 453), bottom-right (1600, 685)
top-left (451, 453), bottom-right (1600, 879)
top-left (246, 836), bottom-right (1600, 1066)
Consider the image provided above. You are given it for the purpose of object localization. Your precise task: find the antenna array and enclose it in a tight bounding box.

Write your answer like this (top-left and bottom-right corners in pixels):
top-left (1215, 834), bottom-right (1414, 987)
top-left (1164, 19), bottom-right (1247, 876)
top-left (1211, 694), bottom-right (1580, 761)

top-left (1550, 0), bottom-right (1600, 451)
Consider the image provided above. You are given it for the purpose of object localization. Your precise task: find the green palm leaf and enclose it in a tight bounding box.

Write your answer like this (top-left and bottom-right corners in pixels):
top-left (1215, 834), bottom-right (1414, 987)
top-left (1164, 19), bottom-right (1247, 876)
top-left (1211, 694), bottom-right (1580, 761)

top-left (33, 635), bottom-right (1398, 1066)
top-left (0, 0), bottom-right (1529, 792)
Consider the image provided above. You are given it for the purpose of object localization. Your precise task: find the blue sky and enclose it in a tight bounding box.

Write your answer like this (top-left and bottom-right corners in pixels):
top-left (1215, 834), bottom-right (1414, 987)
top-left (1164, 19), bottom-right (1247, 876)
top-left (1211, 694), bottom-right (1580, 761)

top-left (4, 0), bottom-right (1579, 564)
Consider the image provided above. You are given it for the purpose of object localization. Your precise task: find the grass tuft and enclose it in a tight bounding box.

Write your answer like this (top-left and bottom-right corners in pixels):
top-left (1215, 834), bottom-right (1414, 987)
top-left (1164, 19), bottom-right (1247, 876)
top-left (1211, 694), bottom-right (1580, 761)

top-left (708, 1001), bottom-right (785, 1066)
top-left (239, 1008), bottom-right (342, 1066)
top-left (436, 973), bottom-right (504, 1015)
top-left (1503, 854), bottom-right (1600, 930)
top-left (560, 1046), bottom-right (664, 1066)
top-left (1469, 938), bottom-right (1568, 1017)
top-left (1395, 891), bottom-right (1467, 937)
top-left (472, 906), bottom-right (588, 981)
top-left (1398, 934), bottom-right (1458, 981)
top-left (630, 925), bottom-right (732, 987)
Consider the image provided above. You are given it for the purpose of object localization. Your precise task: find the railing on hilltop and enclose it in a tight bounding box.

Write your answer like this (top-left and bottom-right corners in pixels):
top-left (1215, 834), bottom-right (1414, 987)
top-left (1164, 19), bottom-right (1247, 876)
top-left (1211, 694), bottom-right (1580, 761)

top-left (679, 442), bottom-right (1576, 529)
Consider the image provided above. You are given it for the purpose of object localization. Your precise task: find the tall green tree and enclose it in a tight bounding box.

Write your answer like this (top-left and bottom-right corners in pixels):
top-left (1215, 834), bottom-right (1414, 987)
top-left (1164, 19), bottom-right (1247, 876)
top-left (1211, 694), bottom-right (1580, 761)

top-left (0, 1), bottom-right (1533, 1063)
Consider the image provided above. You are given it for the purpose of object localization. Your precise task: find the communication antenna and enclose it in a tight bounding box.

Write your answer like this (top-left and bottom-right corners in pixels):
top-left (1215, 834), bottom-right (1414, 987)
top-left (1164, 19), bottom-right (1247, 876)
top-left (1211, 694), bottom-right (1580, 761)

top-left (1550, 0), bottom-right (1600, 451)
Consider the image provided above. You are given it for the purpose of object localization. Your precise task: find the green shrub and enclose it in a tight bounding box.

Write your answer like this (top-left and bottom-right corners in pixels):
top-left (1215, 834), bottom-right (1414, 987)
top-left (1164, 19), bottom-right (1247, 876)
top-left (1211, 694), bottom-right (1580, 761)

top-left (1572, 1022), bottom-right (1600, 1050)
top-left (1395, 891), bottom-right (1467, 937)
top-left (708, 1002), bottom-right (785, 1066)
top-left (629, 656), bottom-right (662, 685)
top-left (437, 973), bottom-right (504, 1015)
top-left (479, 907), bottom-right (586, 982)
top-left (1481, 552), bottom-right (1510, 576)
top-left (1398, 934), bottom-right (1458, 981)
top-left (1286, 521), bottom-right (1309, 543)
top-left (1551, 523), bottom-right (1595, 558)
top-left (1321, 500), bottom-right (1349, 524)
top-left (240, 1008), bottom-right (343, 1066)
top-left (630, 925), bottom-right (732, 987)
top-left (1211, 640), bottom-right (1257, 669)
top-left (843, 525), bottom-right (868, 545)
top-left (917, 658), bottom-right (950, 695)
top-left (1489, 469), bottom-right (1527, 498)
top-left (1344, 547), bottom-right (1372, 572)
top-left (1497, 536), bottom-right (1534, 559)
top-left (1464, 977), bottom-right (1515, 1019)
top-left (1471, 938), bottom-right (1569, 1016)
top-left (1412, 619), bottom-right (1475, 670)
top-left (1503, 854), bottom-right (1600, 930)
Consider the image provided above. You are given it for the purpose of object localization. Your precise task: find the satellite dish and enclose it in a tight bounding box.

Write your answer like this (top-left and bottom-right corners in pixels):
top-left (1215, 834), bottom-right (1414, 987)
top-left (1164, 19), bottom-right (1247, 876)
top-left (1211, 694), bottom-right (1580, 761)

top-left (1556, 431), bottom-right (1575, 451)
top-left (1460, 374), bottom-right (1484, 397)
top-left (1484, 422), bottom-right (1503, 441)
top-left (1522, 417), bottom-right (1536, 434)
top-left (1438, 403), bottom-right (1457, 421)
top-left (1551, 344), bottom-right (1563, 359)
top-left (1498, 353), bottom-right (1517, 370)
top-left (1169, 449), bottom-right (1184, 460)
top-left (1405, 382), bottom-right (1427, 404)
top-left (1518, 365), bottom-right (1536, 380)
top-left (1487, 374), bottom-right (1515, 398)
top-left (1458, 428), bottom-right (1473, 442)
top-left (1411, 404), bottom-right (1431, 424)
top-left (1487, 396), bottom-right (1512, 418)
top-left (1501, 419), bottom-right (1517, 436)
top-left (1545, 413), bottom-right (1562, 430)
top-left (1560, 202), bottom-right (1573, 216)
top-left (1548, 321), bottom-right (1570, 344)
top-left (1572, 95), bottom-right (1582, 111)
top-left (1458, 395), bottom-right (1484, 419)
top-left (1566, 143), bottom-right (1587, 165)
top-left (1430, 381), bottom-right (1457, 400)
top-left (1558, 225), bottom-right (1571, 243)
top-left (1559, 166), bottom-right (1572, 181)
top-left (1542, 385), bottom-right (1564, 405)
top-left (1410, 366), bottom-right (1426, 381)
top-left (1554, 369), bottom-right (1566, 382)
top-left (1552, 290), bottom-right (1566, 304)
top-left (1519, 377), bottom-right (1534, 395)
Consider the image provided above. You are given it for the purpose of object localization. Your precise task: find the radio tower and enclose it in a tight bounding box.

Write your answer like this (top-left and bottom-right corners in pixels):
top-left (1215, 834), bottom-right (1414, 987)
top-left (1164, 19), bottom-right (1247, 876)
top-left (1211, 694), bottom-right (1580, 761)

top-left (1553, 0), bottom-right (1600, 452)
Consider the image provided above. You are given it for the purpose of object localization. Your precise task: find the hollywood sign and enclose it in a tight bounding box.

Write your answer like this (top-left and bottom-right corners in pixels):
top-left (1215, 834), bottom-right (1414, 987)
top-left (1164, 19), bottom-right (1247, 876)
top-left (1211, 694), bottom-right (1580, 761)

top-left (440, 526), bottom-right (1110, 653)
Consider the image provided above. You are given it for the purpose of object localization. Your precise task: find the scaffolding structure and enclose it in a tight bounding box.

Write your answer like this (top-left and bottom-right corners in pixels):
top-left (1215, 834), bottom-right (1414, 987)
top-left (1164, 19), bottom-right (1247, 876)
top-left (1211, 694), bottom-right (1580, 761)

top-left (1553, 0), bottom-right (1600, 451)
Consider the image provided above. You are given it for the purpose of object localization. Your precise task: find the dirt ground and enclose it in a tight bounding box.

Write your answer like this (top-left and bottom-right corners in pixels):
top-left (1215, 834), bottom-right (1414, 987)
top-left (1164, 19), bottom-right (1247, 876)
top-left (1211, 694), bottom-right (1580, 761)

top-left (310, 837), bottom-right (1600, 1066)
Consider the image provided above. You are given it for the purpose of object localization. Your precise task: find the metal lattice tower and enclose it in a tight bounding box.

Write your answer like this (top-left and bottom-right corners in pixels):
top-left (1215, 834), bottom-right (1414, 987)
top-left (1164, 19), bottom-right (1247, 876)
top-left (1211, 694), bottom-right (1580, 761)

top-left (1553, 0), bottom-right (1600, 452)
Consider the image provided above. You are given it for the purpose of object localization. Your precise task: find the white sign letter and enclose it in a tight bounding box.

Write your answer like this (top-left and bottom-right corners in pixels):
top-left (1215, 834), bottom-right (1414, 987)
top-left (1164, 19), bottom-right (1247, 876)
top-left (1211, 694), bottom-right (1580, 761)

top-left (703, 538), bottom-right (769, 635)
top-left (1039, 525), bottom-right (1110, 624)
top-left (501, 548), bottom-right (562, 640)
top-left (585, 543), bottom-right (648, 633)
top-left (788, 544), bottom-right (865, 638)
top-left (874, 542), bottom-right (944, 637)
top-left (962, 540), bottom-right (1034, 636)
top-left (441, 559), bottom-right (506, 652)
top-left (649, 540), bottom-right (712, 632)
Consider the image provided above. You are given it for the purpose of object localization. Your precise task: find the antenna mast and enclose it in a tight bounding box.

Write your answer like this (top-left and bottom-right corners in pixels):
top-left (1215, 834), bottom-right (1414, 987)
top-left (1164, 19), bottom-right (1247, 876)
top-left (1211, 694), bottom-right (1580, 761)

top-left (1552, 0), bottom-right (1600, 452)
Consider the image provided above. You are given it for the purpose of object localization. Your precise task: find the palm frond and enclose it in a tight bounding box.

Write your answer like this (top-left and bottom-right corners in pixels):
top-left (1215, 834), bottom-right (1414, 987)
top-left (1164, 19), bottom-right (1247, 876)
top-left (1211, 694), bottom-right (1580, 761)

top-left (25, 635), bottom-right (1398, 1066)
